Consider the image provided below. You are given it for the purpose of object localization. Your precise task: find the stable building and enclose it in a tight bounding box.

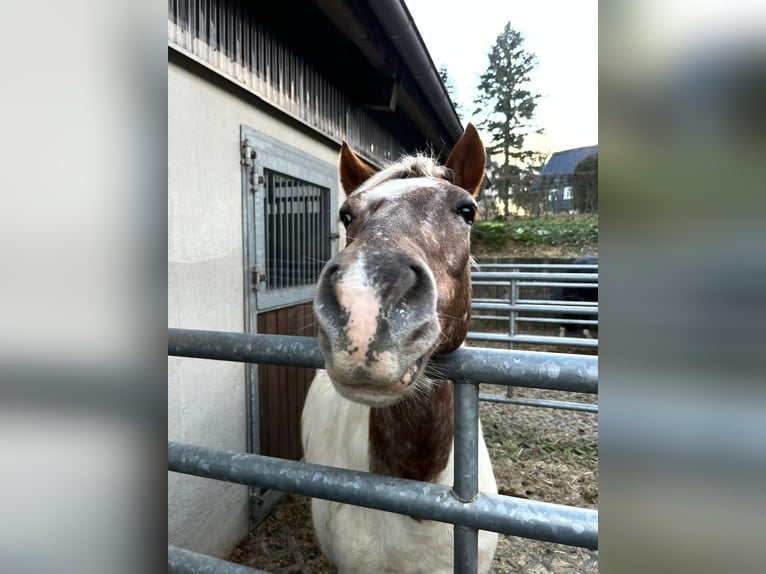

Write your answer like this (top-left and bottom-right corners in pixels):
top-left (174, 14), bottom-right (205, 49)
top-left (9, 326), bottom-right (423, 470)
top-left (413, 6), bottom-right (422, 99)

top-left (168, 0), bottom-right (463, 559)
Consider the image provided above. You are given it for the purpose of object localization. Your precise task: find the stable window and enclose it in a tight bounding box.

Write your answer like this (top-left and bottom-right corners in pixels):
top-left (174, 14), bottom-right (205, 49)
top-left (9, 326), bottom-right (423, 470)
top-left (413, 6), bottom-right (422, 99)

top-left (263, 170), bottom-right (329, 291)
top-left (241, 126), bottom-right (339, 312)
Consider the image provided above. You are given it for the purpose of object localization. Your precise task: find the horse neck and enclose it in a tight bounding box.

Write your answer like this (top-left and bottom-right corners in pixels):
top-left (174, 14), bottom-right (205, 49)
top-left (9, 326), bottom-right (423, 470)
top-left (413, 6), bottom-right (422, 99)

top-left (368, 380), bottom-right (454, 482)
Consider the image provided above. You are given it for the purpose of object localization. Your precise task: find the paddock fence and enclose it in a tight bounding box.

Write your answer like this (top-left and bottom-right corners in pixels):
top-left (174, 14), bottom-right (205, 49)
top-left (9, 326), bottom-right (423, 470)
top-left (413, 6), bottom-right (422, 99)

top-left (468, 262), bottom-right (598, 413)
top-left (469, 262), bottom-right (598, 350)
top-left (168, 328), bottom-right (598, 574)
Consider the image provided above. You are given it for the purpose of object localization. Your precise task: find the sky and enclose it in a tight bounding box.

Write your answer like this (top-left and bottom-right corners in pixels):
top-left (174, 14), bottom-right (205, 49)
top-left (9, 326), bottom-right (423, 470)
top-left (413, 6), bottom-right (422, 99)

top-left (404, 0), bottom-right (598, 156)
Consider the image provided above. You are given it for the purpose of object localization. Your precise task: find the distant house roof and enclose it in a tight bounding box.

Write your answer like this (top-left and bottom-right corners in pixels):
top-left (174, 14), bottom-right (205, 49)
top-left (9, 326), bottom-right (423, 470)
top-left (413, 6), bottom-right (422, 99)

top-left (540, 145), bottom-right (598, 176)
top-left (531, 145), bottom-right (597, 190)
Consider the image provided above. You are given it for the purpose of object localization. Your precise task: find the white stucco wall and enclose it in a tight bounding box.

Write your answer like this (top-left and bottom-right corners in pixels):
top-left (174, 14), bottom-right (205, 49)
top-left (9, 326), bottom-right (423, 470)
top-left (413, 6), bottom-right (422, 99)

top-left (168, 55), bottom-right (338, 558)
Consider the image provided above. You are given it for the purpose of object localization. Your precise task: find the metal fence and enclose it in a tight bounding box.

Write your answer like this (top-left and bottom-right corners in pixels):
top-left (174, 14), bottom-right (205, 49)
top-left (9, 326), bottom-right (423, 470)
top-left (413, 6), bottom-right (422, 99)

top-left (469, 262), bottom-right (598, 413)
top-left (469, 262), bottom-right (599, 350)
top-left (168, 328), bottom-right (598, 574)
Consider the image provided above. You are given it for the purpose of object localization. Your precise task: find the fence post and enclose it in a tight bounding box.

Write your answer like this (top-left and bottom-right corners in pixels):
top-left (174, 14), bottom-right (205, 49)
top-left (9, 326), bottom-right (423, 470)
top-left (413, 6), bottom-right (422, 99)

top-left (507, 276), bottom-right (517, 398)
top-left (453, 380), bottom-right (480, 573)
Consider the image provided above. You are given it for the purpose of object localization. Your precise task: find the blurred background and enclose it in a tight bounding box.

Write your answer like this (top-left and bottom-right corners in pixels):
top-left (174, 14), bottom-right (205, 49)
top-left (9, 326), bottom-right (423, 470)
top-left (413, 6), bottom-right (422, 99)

top-left (600, 2), bottom-right (766, 572)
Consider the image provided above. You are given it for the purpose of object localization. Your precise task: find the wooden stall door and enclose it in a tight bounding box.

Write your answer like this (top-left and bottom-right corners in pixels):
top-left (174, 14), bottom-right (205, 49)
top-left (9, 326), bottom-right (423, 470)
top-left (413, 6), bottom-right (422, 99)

top-left (256, 303), bottom-right (317, 461)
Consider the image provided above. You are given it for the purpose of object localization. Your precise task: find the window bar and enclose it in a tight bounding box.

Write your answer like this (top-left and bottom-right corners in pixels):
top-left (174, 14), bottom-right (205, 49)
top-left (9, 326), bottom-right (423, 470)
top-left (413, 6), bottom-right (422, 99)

top-left (298, 182), bottom-right (306, 286)
top-left (263, 171), bottom-right (270, 291)
top-left (317, 188), bottom-right (323, 281)
top-left (272, 174), bottom-right (280, 290)
top-left (289, 177), bottom-right (294, 287)
top-left (297, 181), bottom-right (303, 286)
top-left (279, 175), bottom-right (286, 290)
top-left (268, 172), bottom-right (276, 290)
top-left (289, 179), bottom-right (294, 287)
top-left (316, 185), bottom-right (322, 281)
top-left (272, 172), bottom-right (279, 291)
top-left (308, 187), bottom-right (315, 282)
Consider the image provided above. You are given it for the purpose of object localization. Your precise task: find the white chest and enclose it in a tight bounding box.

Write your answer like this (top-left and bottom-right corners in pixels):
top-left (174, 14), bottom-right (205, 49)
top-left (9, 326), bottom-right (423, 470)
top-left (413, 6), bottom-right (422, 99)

top-left (301, 371), bottom-right (499, 573)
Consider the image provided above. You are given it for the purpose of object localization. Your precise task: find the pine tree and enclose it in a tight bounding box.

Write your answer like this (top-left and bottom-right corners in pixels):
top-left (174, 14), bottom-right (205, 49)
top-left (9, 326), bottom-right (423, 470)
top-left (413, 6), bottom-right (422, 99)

top-left (572, 154), bottom-right (598, 213)
top-left (473, 22), bottom-right (543, 218)
top-left (438, 65), bottom-right (464, 121)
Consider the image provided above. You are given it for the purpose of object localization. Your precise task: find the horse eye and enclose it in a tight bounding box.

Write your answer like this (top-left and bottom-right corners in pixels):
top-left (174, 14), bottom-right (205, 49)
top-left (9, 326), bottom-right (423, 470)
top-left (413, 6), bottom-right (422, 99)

top-left (457, 204), bottom-right (476, 225)
top-left (339, 209), bottom-right (353, 228)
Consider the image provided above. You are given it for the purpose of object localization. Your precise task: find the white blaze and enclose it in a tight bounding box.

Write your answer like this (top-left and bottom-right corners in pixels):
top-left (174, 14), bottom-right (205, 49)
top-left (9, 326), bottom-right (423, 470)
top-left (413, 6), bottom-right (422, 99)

top-left (334, 255), bottom-right (379, 363)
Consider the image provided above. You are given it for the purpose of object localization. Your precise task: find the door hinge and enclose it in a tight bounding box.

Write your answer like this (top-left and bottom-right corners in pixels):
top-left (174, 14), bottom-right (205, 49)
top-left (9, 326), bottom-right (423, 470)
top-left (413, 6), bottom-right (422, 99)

top-left (241, 140), bottom-right (264, 192)
top-left (251, 265), bottom-right (266, 290)
top-left (241, 140), bottom-right (256, 168)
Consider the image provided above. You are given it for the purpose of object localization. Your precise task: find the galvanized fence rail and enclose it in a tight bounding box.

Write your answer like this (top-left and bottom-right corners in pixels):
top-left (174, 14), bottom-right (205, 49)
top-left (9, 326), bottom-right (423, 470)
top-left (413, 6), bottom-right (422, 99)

top-left (468, 264), bottom-right (598, 412)
top-left (469, 264), bottom-right (599, 350)
top-left (168, 328), bottom-right (598, 574)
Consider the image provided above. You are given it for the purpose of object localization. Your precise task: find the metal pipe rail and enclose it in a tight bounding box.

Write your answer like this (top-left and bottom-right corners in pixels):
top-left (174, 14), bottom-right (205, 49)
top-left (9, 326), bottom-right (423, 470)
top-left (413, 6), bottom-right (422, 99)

top-left (472, 301), bottom-right (598, 315)
top-left (473, 281), bottom-right (597, 289)
top-left (515, 299), bottom-right (597, 307)
top-left (169, 545), bottom-right (267, 574)
top-left (517, 281), bottom-right (597, 289)
top-left (473, 298), bottom-right (597, 307)
top-left (466, 331), bottom-right (599, 349)
top-left (472, 272), bottom-right (598, 282)
top-left (472, 316), bottom-right (596, 326)
top-left (168, 328), bottom-right (598, 573)
top-left (476, 262), bottom-right (598, 271)
top-left (479, 393), bottom-right (598, 413)
top-left (469, 266), bottom-right (598, 356)
top-left (168, 441), bottom-right (599, 549)
top-left (168, 329), bottom-right (599, 394)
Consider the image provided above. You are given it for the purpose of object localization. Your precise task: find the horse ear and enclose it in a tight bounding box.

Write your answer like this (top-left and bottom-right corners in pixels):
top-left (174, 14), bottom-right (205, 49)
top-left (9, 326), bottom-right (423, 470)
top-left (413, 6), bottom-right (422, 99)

top-left (444, 123), bottom-right (486, 198)
top-left (339, 142), bottom-right (376, 195)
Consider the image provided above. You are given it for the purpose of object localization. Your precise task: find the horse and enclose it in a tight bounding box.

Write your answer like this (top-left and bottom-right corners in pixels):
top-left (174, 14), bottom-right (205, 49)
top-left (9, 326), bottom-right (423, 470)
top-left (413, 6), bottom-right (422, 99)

top-left (301, 124), bottom-right (498, 573)
top-left (558, 255), bottom-right (599, 338)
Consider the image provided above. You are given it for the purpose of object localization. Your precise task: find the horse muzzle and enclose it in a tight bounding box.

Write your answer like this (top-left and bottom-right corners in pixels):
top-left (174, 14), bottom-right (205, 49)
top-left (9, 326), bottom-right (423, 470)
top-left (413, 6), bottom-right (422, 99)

top-left (314, 250), bottom-right (439, 404)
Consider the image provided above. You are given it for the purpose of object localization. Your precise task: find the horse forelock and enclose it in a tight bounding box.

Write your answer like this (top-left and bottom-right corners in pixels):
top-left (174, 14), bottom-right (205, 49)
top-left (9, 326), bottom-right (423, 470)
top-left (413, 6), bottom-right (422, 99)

top-left (350, 154), bottom-right (453, 196)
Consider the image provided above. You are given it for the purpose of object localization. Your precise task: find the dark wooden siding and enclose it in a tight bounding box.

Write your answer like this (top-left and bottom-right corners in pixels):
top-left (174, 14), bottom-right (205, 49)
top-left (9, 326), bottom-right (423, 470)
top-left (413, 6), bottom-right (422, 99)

top-left (257, 302), bottom-right (317, 460)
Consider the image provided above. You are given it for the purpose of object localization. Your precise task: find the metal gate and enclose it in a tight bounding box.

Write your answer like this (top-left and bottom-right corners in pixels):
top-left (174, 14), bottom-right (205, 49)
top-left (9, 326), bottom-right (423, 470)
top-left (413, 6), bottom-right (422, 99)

top-left (167, 328), bottom-right (599, 574)
top-left (469, 262), bottom-right (599, 350)
top-left (469, 261), bottom-right (599, 413)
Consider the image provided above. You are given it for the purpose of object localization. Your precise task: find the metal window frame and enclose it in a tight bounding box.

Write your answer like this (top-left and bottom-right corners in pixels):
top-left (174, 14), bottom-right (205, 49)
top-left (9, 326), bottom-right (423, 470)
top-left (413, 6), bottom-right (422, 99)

top-left (167, 328), bottom-right (599, 574)
top-left (241, 125), bottom-right (339, 313)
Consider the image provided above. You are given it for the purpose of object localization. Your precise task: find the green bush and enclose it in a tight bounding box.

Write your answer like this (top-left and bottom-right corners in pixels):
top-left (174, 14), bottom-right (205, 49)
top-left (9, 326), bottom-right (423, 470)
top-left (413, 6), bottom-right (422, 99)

top-left (472, 217), bottom-right (598, 249)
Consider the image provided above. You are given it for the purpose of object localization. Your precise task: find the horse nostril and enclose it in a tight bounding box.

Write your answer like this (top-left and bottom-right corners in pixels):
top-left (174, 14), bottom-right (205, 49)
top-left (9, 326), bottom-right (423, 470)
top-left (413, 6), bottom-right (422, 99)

top-left (408, 263), bottom-right (428, 288)
top-left (394, 262), bottom-right (435, 319)
top-left (406, 261), bottom-right (431, 291)
top-left (323, 263), bottom-right (341, 282)
top-left (316, 263), bottom-right (343, 322)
